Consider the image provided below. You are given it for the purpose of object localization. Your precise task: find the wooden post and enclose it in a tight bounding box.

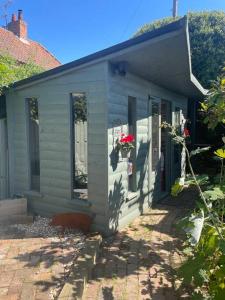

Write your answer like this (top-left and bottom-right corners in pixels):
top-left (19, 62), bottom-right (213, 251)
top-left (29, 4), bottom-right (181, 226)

top-left (173, 0), bottom-right (178, 18)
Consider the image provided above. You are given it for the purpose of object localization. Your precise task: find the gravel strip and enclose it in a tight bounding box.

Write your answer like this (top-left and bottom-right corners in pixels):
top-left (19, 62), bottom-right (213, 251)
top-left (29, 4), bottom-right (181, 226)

top-left (11, 216), bottom-right (63, 237)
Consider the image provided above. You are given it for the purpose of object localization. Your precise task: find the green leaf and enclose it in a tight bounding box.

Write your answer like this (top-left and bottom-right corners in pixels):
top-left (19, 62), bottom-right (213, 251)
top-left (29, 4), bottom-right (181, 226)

top-left (215, 149), bottom-right (225, 159)
top-left (185, 174), bottom-right (209, 186)
top-left (203, 187), bottom-right (224, 201)
top-left (199, 269), bottom-right (209, 283)
top-left (183, 247), bottom-right (194, 255)
top-left (214, 286), bottom-right (225, 300)
top-left (191, 292), bottom-right (205, 300)
top-left (219, 240), bottom-right (225, 254)
top-left (190, 147), bottom-right (211, 157)
top-left (178, 255), bottom-right (205, 285)
top-left (171, 178), bottom-right (184, 197)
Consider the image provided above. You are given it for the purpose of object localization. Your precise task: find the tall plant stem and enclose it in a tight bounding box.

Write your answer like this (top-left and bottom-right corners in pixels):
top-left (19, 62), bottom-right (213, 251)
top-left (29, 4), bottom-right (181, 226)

top-left (184, 143), bottom-right (224, 240)
top-left (220, 159), bottom-right (224, 223)
top-left (220, 159), bottom-right (224, 185)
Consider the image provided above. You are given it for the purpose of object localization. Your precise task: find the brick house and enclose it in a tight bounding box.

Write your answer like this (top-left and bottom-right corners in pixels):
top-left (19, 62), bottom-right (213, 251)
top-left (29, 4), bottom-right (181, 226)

top-left (0, 10), bottom-right (61, 69)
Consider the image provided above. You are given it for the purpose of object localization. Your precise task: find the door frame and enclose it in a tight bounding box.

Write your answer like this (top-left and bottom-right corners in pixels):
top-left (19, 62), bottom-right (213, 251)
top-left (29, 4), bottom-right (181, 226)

top-left (148, 96), bottom-right (161, 203)
top-left (161, 99), bottom-right (172, 196)
top-left (148, 96), bottom-right (172, 203)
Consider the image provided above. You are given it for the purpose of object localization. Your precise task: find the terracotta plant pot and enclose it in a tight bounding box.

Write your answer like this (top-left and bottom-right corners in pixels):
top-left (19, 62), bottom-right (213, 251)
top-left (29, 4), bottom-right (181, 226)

top-left (51, 212), bottom-right (92, 233)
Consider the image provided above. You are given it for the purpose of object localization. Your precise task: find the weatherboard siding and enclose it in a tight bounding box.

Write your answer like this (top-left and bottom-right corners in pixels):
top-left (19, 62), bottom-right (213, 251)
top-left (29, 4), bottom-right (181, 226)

top-left (6, 60), bottom-right (187, 235)
top-left (107, 69), bottom-right (187, 232)
top-left (6, 93), bottom-right (30, 195)
top-left (6, 62), bottom-right (108, 230)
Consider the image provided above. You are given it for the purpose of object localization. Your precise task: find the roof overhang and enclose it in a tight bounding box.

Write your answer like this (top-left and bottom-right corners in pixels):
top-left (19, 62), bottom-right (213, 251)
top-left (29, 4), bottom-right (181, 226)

top-left (109, 18), bottom-right (207, 99)
top-left (11, 16), bottom-right (207, 99)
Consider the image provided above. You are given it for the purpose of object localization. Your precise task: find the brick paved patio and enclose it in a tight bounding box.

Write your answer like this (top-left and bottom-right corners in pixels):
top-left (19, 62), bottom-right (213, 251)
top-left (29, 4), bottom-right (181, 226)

top-left (0, 225), bottom-right (84, 300)
top-left (0, 188), bottom-right (195, 300)
top-left (83, 204), bottom-right (187, 300)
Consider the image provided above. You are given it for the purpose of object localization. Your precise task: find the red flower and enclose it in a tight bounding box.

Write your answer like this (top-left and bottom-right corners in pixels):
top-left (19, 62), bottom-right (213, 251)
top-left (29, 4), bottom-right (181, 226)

top-left (184, 128), bottom-right (190, 137)
top-left (119, 134), bottom-right (135, 143)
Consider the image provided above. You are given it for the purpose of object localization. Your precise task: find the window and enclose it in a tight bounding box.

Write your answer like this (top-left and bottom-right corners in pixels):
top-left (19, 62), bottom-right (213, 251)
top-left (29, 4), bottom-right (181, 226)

top-left (128, 96), bottom-right (136, 192)
top-left (70, 93), bottom-right (88, 200)
top-left (161, 100), bottom-right (172, 192)
top-left (27, 98), bottom-right (40, 191)
top-left (174, 107), bottom-right (181, 131)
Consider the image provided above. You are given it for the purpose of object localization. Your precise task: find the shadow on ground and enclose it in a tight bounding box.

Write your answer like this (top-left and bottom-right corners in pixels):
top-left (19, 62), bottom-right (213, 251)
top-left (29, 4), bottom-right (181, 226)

top-left (82, 189), bottom-right (196, 300)
top-left (0, 187), bottom-right (197, 299)
top-left (0, 223), bottom-right (85, 299)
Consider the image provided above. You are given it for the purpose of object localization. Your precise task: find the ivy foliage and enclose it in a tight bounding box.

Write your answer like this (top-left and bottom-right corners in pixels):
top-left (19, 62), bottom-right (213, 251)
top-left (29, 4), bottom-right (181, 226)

top-left (72, 93), bottom-right (87, 123)
top-left (0, 55), bottom-right (43, 95)
top-left (134, 11), bottom-right (225, 88)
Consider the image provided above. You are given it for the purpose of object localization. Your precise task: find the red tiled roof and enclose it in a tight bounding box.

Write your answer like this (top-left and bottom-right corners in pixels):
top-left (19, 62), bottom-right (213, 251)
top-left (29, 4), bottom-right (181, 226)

top-left (0, 27), bottom-right (61, 69)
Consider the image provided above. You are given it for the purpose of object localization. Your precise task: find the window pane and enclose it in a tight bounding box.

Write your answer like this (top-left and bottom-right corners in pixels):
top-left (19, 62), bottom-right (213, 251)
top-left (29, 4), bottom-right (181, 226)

top-left (71, 93), bottom-right (88, 200)
top-left (128, 96), bottom-right (136, 192)
top-left (27, 98), bottom-right (40, 191)
top-left (152, 101), bottom-right (160, 171)
top-left (161, 100), bottom-right (171, 192)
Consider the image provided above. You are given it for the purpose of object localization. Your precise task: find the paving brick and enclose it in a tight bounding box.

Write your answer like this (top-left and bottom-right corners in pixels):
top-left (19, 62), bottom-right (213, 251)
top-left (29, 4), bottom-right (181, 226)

top-left (0, 294), bottom-right (21, 300)
top-left (1, 192), bottom-right (193, 300)
top-left (0, 271), bottom-right (14, 287)
top-left (0, 226), bottom-right (86, 300)
top-left (20, 283), bottom-right (36, 300)
top-left (83, 203), bottom-right (189, 300)
top-left (0, 287), bottom-right (8, 296)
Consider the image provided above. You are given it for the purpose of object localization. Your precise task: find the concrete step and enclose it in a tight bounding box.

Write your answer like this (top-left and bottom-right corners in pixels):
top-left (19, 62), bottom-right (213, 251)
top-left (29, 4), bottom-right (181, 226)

top-left (0, 214), bottom-right (33, 225)
top-left (0, 198), bottom-right (27, 216)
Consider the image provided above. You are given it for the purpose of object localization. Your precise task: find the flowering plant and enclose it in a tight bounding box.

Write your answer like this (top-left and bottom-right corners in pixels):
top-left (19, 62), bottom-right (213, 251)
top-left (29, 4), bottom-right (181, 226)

top-left (117, 134), bottom-right (135, 152)
top-left (183, 128), bottom-right (190, 137)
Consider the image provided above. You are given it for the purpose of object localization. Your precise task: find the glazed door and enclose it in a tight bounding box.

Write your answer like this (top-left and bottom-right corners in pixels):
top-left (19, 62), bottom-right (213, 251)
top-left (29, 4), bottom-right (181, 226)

top-left (161, 100), bottom-right (172, 195)
top-left (173, 106), bottom-right (182, 181)
top-left (149, 97), bottom-right (172, 202)
top-left (149, 97), bottom-right (161, 201)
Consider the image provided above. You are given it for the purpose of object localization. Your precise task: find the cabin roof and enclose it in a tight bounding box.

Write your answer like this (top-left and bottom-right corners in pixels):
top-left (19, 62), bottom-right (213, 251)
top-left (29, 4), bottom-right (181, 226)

top-left (12, 17), bottom-right (206, 99)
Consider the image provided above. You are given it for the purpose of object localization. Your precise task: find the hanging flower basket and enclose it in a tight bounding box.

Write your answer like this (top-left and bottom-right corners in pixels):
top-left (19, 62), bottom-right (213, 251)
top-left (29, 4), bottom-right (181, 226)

top-left (120, 148), bottom-right (131, 158)
top-left (117, 134), bottom-right (135, 158)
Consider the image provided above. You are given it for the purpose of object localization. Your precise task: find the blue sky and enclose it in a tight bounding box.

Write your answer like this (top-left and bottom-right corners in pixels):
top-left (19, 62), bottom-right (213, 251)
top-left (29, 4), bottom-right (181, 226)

top-left (1, 0), bottom-right (225, 64)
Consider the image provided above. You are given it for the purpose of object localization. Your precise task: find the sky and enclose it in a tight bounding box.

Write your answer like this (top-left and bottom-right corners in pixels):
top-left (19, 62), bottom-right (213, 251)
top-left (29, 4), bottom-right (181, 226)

top-left (1, 0), bottom-right (225, 64)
